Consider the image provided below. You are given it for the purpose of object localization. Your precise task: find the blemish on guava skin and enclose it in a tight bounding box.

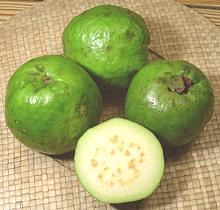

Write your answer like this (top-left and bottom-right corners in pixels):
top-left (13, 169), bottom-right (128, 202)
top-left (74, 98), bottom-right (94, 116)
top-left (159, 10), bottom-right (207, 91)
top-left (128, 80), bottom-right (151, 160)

top-left (125, 30), bottom-right (135, 40)
top-left (104, 11), bottom-right (112, 16)
top-left (38, 141), bottom-right (44, 146)
top-left (21, 128), bottom-right (26, 133)
top-left (33, 85), bottom-right (45, 94)
top-left (83, 53), bottom-right (88, 58)
top-left (59, 104), bottom-right (65, 112)
top-left (76, 104), bottom-right (88, 117)
top-left (171, 98), bottom-right (176, 107)
top-left (105, 45), bottom-right (112, 52)
top-left (156, 77), bottom-right (168, 84)
top-left (182, 65), bottom-right (192, 72)
top-left (34, 64), bottom-right (45, 73)
top-left (25, 71), bottom-right (41, 77)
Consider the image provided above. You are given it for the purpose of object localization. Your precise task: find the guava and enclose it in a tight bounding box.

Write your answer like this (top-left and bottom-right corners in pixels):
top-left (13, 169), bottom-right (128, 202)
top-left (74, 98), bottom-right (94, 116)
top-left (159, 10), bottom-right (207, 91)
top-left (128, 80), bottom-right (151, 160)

top-left (62, 4), bottom-right (150, 88)
top-left (5, 55), bottom-right (102, 155)
top-left (125, 60), bottom-right (215, 147)
top-left (74, 118), bottom-right (164, 204)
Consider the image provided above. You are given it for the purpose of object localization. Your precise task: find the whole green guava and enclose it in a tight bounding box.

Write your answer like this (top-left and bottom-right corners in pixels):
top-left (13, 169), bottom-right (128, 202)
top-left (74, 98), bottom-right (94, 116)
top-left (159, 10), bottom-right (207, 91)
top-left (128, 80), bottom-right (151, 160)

top-left (125, 60), bottom-right (215, 147)
top-left (5, 55), bottom-right (102, 155)
top-left (62, 4), bottom-right (150, 88)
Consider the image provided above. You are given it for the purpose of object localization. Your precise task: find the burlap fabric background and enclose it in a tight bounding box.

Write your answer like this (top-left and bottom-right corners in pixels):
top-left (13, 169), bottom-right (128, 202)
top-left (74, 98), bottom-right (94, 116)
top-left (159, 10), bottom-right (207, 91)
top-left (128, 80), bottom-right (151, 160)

top-left (0, 0), bottom-right (220, 209)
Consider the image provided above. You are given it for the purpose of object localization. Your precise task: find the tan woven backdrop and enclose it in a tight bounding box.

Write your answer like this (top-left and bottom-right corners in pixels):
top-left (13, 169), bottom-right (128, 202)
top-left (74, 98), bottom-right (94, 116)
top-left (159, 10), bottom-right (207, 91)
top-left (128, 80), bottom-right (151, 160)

top-left (0, 0), bottom-right (220, 209)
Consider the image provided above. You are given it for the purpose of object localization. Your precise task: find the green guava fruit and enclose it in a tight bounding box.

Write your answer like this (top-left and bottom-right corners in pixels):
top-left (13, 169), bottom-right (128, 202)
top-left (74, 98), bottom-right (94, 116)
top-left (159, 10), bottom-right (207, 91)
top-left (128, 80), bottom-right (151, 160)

top-left (5, 55), bottom-right (102, 155)
top-left (74, 118), bottom-right (164, 204)
top-left (62, 4), bottom-right (150, 88)
top-left (125, 60), bottom-right (215, 147)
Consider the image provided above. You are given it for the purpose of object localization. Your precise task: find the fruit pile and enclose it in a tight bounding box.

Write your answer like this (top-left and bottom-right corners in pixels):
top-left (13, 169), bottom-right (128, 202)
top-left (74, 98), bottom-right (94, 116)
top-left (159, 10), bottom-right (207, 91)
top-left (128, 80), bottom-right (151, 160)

top-left (5, 5), bottom-right (214, 204)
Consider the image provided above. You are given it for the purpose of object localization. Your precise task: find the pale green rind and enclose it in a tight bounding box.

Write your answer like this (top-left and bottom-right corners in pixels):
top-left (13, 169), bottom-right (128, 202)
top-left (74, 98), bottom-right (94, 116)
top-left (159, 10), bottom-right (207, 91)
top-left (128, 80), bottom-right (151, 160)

top-left (75, 118), bottom-right (164, 204)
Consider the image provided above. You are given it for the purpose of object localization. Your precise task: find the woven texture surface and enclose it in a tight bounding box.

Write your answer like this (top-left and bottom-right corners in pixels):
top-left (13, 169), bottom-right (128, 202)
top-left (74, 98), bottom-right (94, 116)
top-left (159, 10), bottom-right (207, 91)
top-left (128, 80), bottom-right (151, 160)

top-left (0, 0), bottom-right (220, 209)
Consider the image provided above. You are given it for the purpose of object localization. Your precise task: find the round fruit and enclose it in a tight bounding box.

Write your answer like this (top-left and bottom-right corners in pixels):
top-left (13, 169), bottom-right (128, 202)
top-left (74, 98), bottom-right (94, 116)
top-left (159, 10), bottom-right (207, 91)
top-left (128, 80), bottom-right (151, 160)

top-left (74, 118), bottom-right (164, 204)
top-left (125, 60), bottom-right (215, 147)
top-left (5, 55), bottom-right (102, 155)
top-left (62, 4), bottom-right (150, 88)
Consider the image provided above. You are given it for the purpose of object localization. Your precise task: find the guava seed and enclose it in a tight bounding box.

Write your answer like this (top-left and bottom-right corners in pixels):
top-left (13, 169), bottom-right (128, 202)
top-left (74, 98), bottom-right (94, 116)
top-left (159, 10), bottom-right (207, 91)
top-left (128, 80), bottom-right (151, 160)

top-left (139, 158), bottom-right (144, 163)
top-left (91, 158), bottom-right (98, 167)
top-left (117, 167), bottom-right (121, 173)
top-left (110, 135), bottom-right (119, 144)
top-left (98, 173), bottom-right (103, 179)
top-left (129, 143), bottom-right (136, 148)
top-left (110, 149), bottom-right (115, 155)
top-left (124, 150), bottom-right (131, 156)
top-left (128, 159), bottom-right (136, 169)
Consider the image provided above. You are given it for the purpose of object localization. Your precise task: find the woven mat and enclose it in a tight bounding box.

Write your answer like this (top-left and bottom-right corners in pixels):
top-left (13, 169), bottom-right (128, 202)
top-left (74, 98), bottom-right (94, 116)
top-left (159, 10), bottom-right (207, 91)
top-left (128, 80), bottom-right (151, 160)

top-left (0, 0), bottom-right (220, 209)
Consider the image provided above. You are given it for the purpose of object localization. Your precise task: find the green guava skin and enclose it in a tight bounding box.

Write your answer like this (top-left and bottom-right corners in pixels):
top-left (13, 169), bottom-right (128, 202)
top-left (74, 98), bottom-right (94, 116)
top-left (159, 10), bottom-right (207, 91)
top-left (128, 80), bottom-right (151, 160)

top-left (5, 55), bottom-right (102, 155)
top-left (125, 60), bottom-right (215, 147)
top-left (62, 4), bottom-right (150, 88)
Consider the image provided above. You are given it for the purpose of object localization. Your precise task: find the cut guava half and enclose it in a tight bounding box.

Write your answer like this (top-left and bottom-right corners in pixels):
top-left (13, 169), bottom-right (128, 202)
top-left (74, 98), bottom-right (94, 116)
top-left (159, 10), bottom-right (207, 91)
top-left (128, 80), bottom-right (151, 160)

top-left (74, 118), bottom-right (164, 204)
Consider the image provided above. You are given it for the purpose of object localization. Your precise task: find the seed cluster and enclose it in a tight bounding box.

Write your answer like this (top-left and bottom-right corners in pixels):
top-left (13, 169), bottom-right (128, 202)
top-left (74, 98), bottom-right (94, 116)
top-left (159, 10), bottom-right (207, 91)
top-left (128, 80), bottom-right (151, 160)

top-left (90, 135), bottom-right (146, 187)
